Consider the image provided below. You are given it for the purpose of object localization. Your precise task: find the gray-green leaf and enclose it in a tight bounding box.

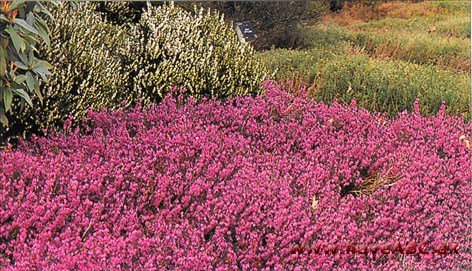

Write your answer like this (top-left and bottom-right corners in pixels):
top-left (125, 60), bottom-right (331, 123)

top-left (6, 27), bottom-right (26, 52)
top-left (0, 47), bottom-right (6, 77)
top-left (0, 14), bottom-right (10, 23)
top-left (12, 88), bottom-right (32, 107)
top-left (33, 60), bottom-right (53, 70)
top-left (14, 74), bottom-right (27, 84)
top-left (14, 18), bottom-right (40, 35)
top-left (25, 71), bottom-right (35, 92)
top-left (14, 61), bottom-right (29, 70)
top-left (7, 0), bottom-right (26, 12)
top-left (3, 88), bottom-right (12, 112)
top-left (0, 107), bottom-right (8, 126)
top-left (35, 18), bottom-right (50, 46)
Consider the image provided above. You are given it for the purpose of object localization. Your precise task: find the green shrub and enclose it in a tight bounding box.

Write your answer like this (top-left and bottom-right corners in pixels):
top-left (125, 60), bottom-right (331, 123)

top-left (313, 53), bottom-right (470, 117)
top-left (301, 23), bottom-right (471, 71)
top-left (351, 30), bottom-right (470, 70)
top-left (130, 3), bottom-right (268, 102)
top-left (354, 16), bottom-right (471, 39)
top-left (1, 2), bottom-right (268, 143)
top-left (434, 17), bottom-right (471, 39)
top-left (258, 47), bottom-right (336, 84)
top-left (261, 50), bottom-right (470, 117)
top-left (430, 0), bottom-right (471, 14)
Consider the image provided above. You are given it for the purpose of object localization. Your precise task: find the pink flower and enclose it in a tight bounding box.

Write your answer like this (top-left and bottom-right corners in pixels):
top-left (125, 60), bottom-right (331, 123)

top-left (0, 82), bottom-right (470, 270)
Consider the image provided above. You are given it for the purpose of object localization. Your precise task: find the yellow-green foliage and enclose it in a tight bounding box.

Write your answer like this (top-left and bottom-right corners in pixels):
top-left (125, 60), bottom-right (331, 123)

top-left (313, 54), bottom-right (470, 117)
top-left (298, 0), bottom-right (471, 71)
top-left (262, 49), bottom-right (470, 117)
top-left (2, 2), bottom-right (267, 142)
top-left (302, 22), bottom-right (470, 71)
top-left (430, 0), bottom-right (471, 14)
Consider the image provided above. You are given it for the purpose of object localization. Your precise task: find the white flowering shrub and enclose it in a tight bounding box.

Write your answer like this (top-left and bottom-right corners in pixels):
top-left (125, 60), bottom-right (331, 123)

top-left (129, 3), bottom-right (268, 102)
top-left (2, 3), bottom-right (268, 143)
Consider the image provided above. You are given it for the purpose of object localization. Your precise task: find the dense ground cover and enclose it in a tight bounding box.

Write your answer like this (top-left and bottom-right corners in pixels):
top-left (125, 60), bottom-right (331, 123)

top-left (261, 0), bottom-right (471, 117)
top-left (1, 83), bottom-right (470, 270)
top-left (261, 49), bottom-right (469, 117)
top-left (318, 0), bottom-right (471, 71)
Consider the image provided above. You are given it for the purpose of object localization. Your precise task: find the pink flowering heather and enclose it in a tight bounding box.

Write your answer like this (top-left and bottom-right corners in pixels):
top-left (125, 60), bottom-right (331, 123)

top-left (1, 82), bottom-right (471, 270)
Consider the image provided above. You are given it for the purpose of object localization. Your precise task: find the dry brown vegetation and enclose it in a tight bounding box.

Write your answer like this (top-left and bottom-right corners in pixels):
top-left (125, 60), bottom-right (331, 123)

top-left (324, 1), bottom-right (442, 25)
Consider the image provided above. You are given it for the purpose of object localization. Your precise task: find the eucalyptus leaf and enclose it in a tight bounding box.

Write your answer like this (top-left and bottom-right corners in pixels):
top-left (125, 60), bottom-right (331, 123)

top-left (7, 0), bottom-right (26, 12)
top-left (34, 17), bottom-right (51, 46)
top-left (26, 12), bottom-right (35, 26)
top-left (14, 61), bottom-right (29, 70)
top-left (18, 5), bottom-right (26, 18)
top-left (3, 87), bottom-right (12, 112)
top-left (25, 71), bottom-right (35, 91)
top-left (12, 88), bottom-right (32, 107)
top-left (15, 74), bottom-right (27, 84)
top-left (28, 50), bottom-right (34, 66)
top-left (35, 16), bottom-right (50, 34)
top-left (36, 0), bottom-right (57, 22)
top-left (33, 60), bottom-right (53, 70)
top-left (37, 2), bottom-right (56, 21)
top-left (6, 27), bottom-right (26, 52)
top-left (0, 107), bottom-right (8, 126)
top-left (34, 87), bottom-right (43, 103)
top-left (21, 35), bottom-right (39, 48)
top-left (19, 98), bottom-right (25, 112)
top-left (26, 71), bottom-right (42, 103)
top-left (14, 18), bottom-right (40, 35)
top-left (0, 47), bottom-right (6, 78)
top-left (5, 46), bottom-right (19, 62)
top-left (34, 67), bottom-right (50, 82)
top-left (18, 51), bottom-right (29, 65)
top-left (0, 14), bottom-right (10, 23)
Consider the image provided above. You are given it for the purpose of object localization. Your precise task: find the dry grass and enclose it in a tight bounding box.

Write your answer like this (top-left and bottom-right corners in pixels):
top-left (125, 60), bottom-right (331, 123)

top-left (313, 1), bottom-right (471, 72)
top-left (351, 33), bottom-right (471, 72)
top-left (325, 1), bottom-right (442, 26)
top-left (377, 1), bottom-right (441, 19)
top-left (350, 166), bottom-right (401, 196)
top-left (276, 76), bottom-right (315, 95)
